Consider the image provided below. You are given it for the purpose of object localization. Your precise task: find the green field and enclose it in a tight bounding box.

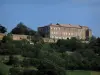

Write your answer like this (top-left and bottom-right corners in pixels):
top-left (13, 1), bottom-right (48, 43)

top-left (67, 70), bottom-right (100, 75)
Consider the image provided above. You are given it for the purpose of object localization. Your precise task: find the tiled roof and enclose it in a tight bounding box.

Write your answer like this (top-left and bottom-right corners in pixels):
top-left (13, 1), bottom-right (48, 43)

top-left (49, 24), bottom-right (88, 28)
top-left (38, 23), bottom-right (88, 29)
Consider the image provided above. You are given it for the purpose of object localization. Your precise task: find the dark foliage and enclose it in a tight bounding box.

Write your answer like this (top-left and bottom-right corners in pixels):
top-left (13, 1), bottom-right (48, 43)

top-left (0, 32), bottom-right (100, 75)
top-left (0, 24), bottom-right (7, 33)
top-left (11, 22), bottom-right (36, 35)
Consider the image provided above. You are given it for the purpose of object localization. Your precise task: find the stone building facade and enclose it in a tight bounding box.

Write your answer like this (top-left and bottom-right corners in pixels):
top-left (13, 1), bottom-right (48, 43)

top-left (0, 33), bottom-right (29, 41)
top-left (38, 23), bottom-right (92, 40)
top-left (0, 33), bottom-right (6, 40)
top-left (12, 34), bottom-right (28, 40)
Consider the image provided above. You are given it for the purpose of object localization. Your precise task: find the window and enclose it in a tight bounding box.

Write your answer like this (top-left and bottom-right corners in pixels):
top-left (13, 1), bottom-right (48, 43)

top-left (52, 36), bottom-right (54, 38)
top-left (56, 32), bottom-right (58, 34)
top-left (69, 33), bottom-right (70, 35)
top-left (59, 28), bottom-right (60, 30)
top-left (65, 37), bottom-right (67, 39)
top-left (69, 37), bottom-right (71, 39)
top-left (54, 32), bottom-right (57, 34)
top-left (64, 32), bottom-right (66, 35)
top-left (55, 37), bottom-right (58, 39)
top-left (63, 32), bottom-right (65, 35)
top-left (59, 37), bottom-right (61, 39)
top-left (55, 32), bottom-right (56, 34)
top-left (64, 32), bottom-right (67, 35)
top-left (71, 33), bottom-right (73, 35)
top-left (63, 37), bottom-right (65, 39)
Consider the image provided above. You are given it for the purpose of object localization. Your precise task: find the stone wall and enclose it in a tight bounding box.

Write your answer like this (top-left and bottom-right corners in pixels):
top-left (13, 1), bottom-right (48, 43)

top-left (38, 24), bottom-right (92, 40)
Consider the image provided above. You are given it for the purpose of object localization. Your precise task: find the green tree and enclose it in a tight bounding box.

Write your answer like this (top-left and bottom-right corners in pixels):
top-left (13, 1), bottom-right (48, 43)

top-left (23, 70), bottom-right (37, 75)
top-left (9, 66), bottom-right (23, 75)
top-left (0, 24), bottom-right (7, 33)
top-left (56, 37), bottom-right (83, 52)
top-left (7, 55), bottom-right (20, 67)
top-left (37, 59), bottom-right (66, 75)
top-left (1, 33), bottom-right (12, 43)
top-left (22, 58), bottom-right (31, 68)
top-left (0, 62), bottom-right (9, 75)
top-left (11, 22), bottom-right (36, 35)
top-left (31, 32), bottom-right (43, 44)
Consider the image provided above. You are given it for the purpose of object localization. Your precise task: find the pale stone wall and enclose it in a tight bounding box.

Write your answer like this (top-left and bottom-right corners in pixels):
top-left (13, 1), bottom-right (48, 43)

top-left (0, 33), bottom-right (6, 40)
top-left (12, 34), bottom-right (28, 40)
top-left (89, 29), bottom-right (92, 38)
top-left (38, 24), bottom-right (92, 40)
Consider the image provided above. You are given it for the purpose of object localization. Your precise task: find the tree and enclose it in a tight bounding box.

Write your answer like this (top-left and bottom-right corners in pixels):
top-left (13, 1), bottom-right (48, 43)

top-left (23, 70), bottom-right (37, 75)
top-left (0, 24), bottom-right (7, 33)
top-left (1, 33), bottom-right (12, 43)
top-left (56, 38), bottom-right (83, 52)
top-left (89, 37), bottom-right (100, 56)
top-left (0, 62), bottom-right (9, 75)
top-left (22, 58), bottom-right (31, 68)
top-left (37, 59), bottom-right (66, 75)
top-left (31, 32), bottom-right (43, 44)
top-left (7, 55), bottom-right (20, 67)
top-left (9, 66), bottom-right (23, 75)
top-left (11, 22), bottom-right (36, 35)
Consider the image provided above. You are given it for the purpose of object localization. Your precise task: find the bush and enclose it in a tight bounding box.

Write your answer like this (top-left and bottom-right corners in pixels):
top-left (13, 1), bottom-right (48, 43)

top-left (0, 62), bottom-right (9, 75)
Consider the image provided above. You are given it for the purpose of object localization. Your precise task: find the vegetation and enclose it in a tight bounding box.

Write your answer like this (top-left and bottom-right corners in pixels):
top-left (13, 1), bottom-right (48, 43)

top-left (0, 24), bottom-right (7, 33)
top-left (11, 22), bottom-right (36, 35)
top-left (67, 70), bottom-right (100, 75)
top-left (0, 62), bottom-right (10, 75)
top-left (0, 23), bottom-right (100, 75)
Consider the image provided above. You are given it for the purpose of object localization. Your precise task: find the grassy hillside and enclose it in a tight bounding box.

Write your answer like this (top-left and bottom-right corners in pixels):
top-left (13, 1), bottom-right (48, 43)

top-left (67, 70), bottom-right (100, 75)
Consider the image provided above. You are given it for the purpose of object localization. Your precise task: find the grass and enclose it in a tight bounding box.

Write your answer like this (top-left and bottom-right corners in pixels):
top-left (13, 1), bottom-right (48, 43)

top-left (67, 70), bottom-right (100, 75)
top-left (91, 71), bottom-right (100, 75)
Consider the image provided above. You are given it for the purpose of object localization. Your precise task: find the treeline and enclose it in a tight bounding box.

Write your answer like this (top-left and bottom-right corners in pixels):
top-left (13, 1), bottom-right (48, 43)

top-left (0, 22), bottom-right (42, 43)
top-left (0, 22), bottom-right (36, 34)
top-left (0, 23), bottom-right (100, 75)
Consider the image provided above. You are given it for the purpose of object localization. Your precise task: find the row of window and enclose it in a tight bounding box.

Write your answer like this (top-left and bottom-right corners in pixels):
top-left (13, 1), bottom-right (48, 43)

top-left (51, 27), bottom-right (60, 30)
top-left (51, 32), bottom-right (75, 36)
top-left (51, 32), bottom-right (82, 36)
top-left (51, 27), bottom-right (83, 32)
top-left (50, 36), bottom-right (82, 39)
top-left (50, 36), bottom-right (71, 39)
